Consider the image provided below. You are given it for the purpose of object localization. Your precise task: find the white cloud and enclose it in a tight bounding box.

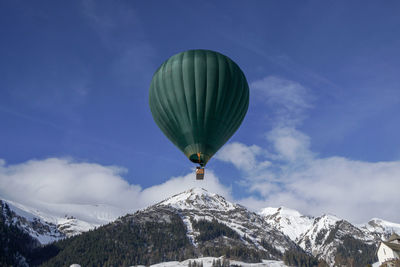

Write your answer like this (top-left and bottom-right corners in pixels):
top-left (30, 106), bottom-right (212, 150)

top-left (1, 154), bottom-right (398, 224)
top-left (266, 127), bottom-right (313, 162)
top-left (215, 142), bottom-right (264, 172)
top-left (217, 76), bottom-right (400, 224)
top-left (223, 140), bottom-right (400, 223)
top-left (139, 171), bottom-right (232, 205)
top-left (237, 196), bottom-right (270, 212)
top-left (251, 76), bottom-right (313, 127)
top-left (0, 158), bottom-right (231, 223)
top-left (270, 157), bottom-right (400, 223)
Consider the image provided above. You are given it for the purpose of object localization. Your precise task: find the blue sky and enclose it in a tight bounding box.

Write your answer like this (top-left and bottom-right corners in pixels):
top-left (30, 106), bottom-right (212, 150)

top-left (1, 1), bottom-right (400, 223)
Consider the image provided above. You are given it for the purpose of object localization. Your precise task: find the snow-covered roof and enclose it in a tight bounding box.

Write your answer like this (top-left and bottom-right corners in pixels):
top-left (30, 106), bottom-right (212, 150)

top-left (382, 241), bottom-right (400, 252)
top-left (388, 233), bottom-right (400, 242)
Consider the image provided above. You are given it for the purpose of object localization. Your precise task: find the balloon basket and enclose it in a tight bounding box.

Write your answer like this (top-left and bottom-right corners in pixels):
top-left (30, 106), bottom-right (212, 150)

top-left (196, 167), bottom-right (205, 180)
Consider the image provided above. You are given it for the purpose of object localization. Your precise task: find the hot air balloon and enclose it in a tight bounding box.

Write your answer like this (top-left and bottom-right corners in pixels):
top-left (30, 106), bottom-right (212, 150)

top-left (149, 49), bottom-right (249, 180)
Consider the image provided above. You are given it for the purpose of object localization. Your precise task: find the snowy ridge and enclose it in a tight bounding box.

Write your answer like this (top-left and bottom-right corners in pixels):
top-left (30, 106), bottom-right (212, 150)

top-left (260, 207), bottom-right (314, 242)
top-left (297, 214), bottom-right (341, 262)
top-left (298, 214), bottom-right (379, 265)
top-left (3, 199), bottom-right (116, 226)
top-left (5, 200), bottom-right (100, 237)
top-left (158, 187), bottom-right (236, 211)
top-left (1, 199), bottom-right (113, 244)
top-left (155, 188), bottom-right (298, 257)
top-left (259, 206), bottom-right (399, 266)
top-left (296, 214), bottom-right (366, 266)
top-left (1, 200), bottom-right (64, 244)
top-left (359, 218), bottom-right (400, 239)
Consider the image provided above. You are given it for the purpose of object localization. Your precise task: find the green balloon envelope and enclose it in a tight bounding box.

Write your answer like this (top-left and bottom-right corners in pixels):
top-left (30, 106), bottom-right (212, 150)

top-left (149, 49), bottom-right (249, 166)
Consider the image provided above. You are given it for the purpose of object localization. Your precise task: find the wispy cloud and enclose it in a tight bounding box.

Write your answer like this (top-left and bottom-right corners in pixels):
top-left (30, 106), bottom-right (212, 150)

top-left (81, 0), bottom-right (139, 46)
top-left (81, 0), bottom-right (156, 88)
top-left (225, 34), bottom-right (338, 91)
top-left (0, 105), bottom-right (63, 130)
top-left (251, 76), bottom-right (313, 127)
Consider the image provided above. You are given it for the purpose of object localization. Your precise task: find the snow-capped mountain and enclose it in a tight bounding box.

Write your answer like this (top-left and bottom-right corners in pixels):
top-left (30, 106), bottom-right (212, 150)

top-left (159, 187), bottom-right (237, 211)
top-left (260, 206), bottom-right (399, 266)
top-left (298, 215), bottom-right (377, 266)
top-left (155, 188), bottom-right (300, 259)
top-left (39, 188), bottom-right (309, 266)
top-left (359, 218), bottom-right (400, 240)
top-left (1, 200), bottom-right (64, 244)
top-left (259, 207), bottom-right (314, 242)
top-left (0, 199), bottom-right (112, 245)
top-left (2, 188), bottom-right (399, 267)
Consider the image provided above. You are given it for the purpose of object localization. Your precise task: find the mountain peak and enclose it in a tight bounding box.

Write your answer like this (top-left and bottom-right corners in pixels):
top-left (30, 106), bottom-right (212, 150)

top-left (358, 217), bottom-right (400, 238)
top-left (186, 187), bottom-right (210, 195)
top-left (317, 213), bottom-right (341, 224)
top-left (156, 187), bottom-right (237, 211)
top-left (260, 206), bottom-right (314, 242)
top-left (260, 206), bottom-right (304, 218)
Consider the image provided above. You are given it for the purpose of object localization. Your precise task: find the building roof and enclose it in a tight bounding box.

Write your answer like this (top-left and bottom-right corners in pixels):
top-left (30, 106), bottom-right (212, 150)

top-left (388, 233), bottom-right (400, 242)
top-left (383, 241), bottom-right (400, 252)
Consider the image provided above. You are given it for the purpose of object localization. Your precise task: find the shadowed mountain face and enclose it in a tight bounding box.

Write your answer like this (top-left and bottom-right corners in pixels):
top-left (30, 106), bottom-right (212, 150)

top-left (154, 188), bottom-right (302, 260)
top-left (260, 206), bottom-right (382, 265)
top-left (2, 188), bottom-right (398, 266)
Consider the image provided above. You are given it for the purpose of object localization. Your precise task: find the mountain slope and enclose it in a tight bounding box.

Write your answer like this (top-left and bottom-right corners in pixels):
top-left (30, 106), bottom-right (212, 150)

top-left (298, 215), bottom-right (377, 266)
top-left (0, 199), bottom-right (118, 245)
top-left (156, 188), bottom-right (302, 259)
top-left (40, 205), bottom-right (195, 266)
top-left (0, 198), bottom-right (117, 266)
top-left (259, 206), bottom-right (390, 266)
top-left (1, 200), bottom-right (65, 245)
top-left (0, 200), bottom-right (42, 266)
top-left (2, 188), bottom-right (399, 266)
top-left (359, 218), bottom-right (400, 240)
top-left (38, 188), bottom-right (315, 266)
top-left (260, 207), bottom-right (314, 242)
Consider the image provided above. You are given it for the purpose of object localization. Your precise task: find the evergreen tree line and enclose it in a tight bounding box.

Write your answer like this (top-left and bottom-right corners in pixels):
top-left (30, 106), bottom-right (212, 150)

top-left (334, 235), bottom-right (377, 267)
top-left (0, 203), bottom-right (381, 267)
top-left (259, 238), bottom-right (283, 259)
top-left (187, 259), bottom-right (203, 267)
top-left (0, 201), bottom-right (41, 266)
top-left (200, 245), bottom-right (268, 262)
top-left (192, 219), bottom-right (274, 262)
top-left (38, 210), bottom-right (195, 266)
top-left (211, 258), bottom-right (231, 267)
top-left (192, 219), bottom-right (240, 242)
top-left (282, 249), bottom-right (323, 267)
